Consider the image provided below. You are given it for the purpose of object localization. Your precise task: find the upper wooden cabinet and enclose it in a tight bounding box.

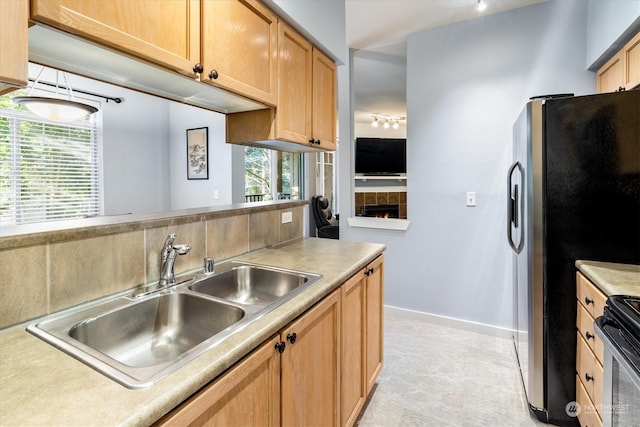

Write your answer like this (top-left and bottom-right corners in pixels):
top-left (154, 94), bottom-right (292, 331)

top-left (275, 22), bottom-right (336, 150)
top-left (226, 21), bottom-right (337, 151)
top-left (597, 30), bottom-right (640, 93)
top-left (312, 48), bottom-right (338, 150)
top-left (275, 21), bottom-right (313, 145)
top-left (201, 0), bottom-right (277, 106)
top-left (0, 0), bottom-right (29, 95)
top-left (30, 0), bottom-right (200, 78)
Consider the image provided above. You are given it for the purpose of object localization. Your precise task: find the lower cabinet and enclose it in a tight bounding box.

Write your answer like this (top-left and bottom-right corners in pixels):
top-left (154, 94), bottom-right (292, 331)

top-left (575, 272), bottom-right (606, 427)
top-left (365, 255), bottom-right (384, 394)
top-left (157, 257), bottom-right (384, 427)
top-left (281, 289), bottom-right (341, 426)
top-left (156, 335), bottom-right (281, 426)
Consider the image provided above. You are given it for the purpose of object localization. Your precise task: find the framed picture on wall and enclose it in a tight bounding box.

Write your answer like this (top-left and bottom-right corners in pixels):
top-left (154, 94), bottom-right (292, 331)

top-left (186, 127), bottom-right (209, 180)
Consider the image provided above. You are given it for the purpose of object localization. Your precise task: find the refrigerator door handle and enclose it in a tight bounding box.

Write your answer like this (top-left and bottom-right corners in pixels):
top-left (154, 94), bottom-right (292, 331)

top-left (507, 161), bottom-right (524, 254)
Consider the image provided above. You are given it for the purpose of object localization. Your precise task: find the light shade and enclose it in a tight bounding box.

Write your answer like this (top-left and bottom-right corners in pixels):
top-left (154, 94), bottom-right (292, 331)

top-left (13, 96), bottom-right (98, 122)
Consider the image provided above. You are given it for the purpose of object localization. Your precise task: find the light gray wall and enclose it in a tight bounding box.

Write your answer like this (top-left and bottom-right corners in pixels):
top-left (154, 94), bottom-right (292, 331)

top-left (341, 0), bottom-right (595, 330)
top-left (586, 0), bottom-right (640, 69)
top-left (62, 70), bottom-right (234, 215)
top-left (99, 83), bottom-right (170, 216)
top-left (168, 103), bottom-right (232, 209)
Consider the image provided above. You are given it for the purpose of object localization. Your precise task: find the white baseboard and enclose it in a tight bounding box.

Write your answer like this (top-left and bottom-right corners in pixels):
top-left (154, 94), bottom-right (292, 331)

top-left (384, 305), bottom-right (514, 339)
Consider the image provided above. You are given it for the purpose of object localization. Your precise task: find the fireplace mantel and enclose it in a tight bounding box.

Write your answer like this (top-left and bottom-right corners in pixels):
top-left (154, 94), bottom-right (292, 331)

top-left (347, 217), bottom-right (410, 231)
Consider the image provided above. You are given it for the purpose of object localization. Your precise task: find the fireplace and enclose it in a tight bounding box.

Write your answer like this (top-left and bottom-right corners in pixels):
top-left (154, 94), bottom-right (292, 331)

top-left (360, 204), bottom-right (400, 219)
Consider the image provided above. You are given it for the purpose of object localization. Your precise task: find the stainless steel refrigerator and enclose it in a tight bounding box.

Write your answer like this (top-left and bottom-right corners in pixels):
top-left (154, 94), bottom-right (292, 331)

top-left (508, 91), bottom-right (640, 425)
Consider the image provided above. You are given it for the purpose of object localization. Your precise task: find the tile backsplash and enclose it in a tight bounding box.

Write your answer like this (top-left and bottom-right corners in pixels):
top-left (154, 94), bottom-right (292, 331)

top-left (0, 204), bottom-right (304, 328)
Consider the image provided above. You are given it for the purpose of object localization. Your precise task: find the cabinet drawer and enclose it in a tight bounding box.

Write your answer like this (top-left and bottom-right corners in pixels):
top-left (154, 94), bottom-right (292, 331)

top-left (577, 272), bottom-right (606, 319)
top-left (576, 302), bottom-right (604, 364)
top-left (576, 333), bottom-right (603, 417)
top-left (576, 376), bottom-right (603, 427)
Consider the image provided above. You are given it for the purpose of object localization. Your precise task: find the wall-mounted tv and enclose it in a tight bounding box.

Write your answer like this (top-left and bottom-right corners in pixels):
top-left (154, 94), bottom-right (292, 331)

top-left (355, 137), bottom-right (406, 175)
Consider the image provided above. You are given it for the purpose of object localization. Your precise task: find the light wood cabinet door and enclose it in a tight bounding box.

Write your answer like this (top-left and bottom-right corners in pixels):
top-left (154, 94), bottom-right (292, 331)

top-left (0, 0), bottom-right (28, 94)
top-left (275, 20), bottom-right (313, 146)
top-left (281, 289), bottom-right (341, 427)
top-left (201, 0), bottom-right (277, 106)
top-left (341, 269), bottom-right (366, 427)
top-left (597, 30), bottom-right (640, 93)
top-left (156, 335), bottom-right (281, 427)
top-left (576, 272), bottom-right (606, 319)
top-left (365, 255), bottom-right (384, 394)
top-left (597, 52), bottom-right (623, 94)
top-left (312, 48), bottom-right (337, 150)
top-left (622, 31), bottom-right (640, 90)
top-left (30, 0), bottom-right (200, 77)
top-left (576, 376), bottom-right (603, 427)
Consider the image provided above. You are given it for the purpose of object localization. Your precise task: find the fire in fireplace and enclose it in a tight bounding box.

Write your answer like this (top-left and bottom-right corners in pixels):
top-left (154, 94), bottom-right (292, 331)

top-left (360, 204), bottom-right (400, 219)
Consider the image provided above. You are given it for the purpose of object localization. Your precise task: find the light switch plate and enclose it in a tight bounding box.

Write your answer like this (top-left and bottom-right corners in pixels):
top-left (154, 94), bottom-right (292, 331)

top-left (281, 211), bottom-right (293, 223)
top-left (466, 192), bottom-right (476, 207)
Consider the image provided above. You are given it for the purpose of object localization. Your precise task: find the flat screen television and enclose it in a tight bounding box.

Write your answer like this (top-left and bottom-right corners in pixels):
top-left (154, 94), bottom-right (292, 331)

top-left (355, 137), bottom-right (406, 175)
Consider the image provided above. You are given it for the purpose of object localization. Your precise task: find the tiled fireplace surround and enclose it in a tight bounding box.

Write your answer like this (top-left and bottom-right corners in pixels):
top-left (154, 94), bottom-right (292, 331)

top-left (0, 202), bottom-right (305, 329)
top-left (355, 191), bottom-right (407, 219)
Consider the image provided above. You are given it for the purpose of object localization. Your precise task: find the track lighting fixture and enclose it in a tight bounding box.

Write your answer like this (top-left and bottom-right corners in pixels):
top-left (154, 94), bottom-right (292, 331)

top-left (370, 114), bottom-right (405, 130)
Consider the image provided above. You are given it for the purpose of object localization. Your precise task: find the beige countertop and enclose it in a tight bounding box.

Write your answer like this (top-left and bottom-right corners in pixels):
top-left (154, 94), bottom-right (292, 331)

top-left (576, 260), bottom-right (640, 297)
top-left (0, 238), bottom-right (385, 426)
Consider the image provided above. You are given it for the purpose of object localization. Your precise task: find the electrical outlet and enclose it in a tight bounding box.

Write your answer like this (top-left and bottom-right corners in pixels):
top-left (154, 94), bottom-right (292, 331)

top-left (281, 211), bottom-right (293, 223)
top-left (466, 192), bottom-right (476, 207)
top-left (213, 190), bottom-right (219, 200)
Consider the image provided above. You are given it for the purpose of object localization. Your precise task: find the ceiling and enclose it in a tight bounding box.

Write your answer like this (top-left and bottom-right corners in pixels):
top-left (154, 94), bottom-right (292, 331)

top-left (347, 0), bottom-right (547, 124)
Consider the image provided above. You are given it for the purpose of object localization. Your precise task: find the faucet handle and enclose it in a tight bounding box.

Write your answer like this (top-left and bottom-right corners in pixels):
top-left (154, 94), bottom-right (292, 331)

top-left (173, 244), bottom-right (191, 255)
top-left (204, 257), bottom-right (214, 275)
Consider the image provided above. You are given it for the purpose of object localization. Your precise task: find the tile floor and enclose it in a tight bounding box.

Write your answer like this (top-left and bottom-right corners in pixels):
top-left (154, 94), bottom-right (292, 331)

top-left (358, 307), bottom-right (550, 426)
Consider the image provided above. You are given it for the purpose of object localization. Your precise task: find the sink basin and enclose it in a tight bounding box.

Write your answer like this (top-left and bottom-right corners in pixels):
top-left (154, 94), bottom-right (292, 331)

top-left (27, 291), bottom-right (247, 388)
top-left (27, 261), bottom-right (322, 389)
top-left (191, 264), bottom-right (311, 305)
top-left (68, 293), bottom-right (244, 368)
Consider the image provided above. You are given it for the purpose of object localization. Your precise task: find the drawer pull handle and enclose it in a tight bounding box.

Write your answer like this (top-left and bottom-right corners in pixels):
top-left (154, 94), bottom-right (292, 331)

top-left (585, 297), bottom-right (594, 305)
top-left (585, 373), bottom-right (594, 382)
top-left (585, 331), bottom-right (594, 340)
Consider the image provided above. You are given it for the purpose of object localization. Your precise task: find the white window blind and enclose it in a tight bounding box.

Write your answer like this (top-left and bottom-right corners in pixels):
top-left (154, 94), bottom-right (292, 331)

top-left (0, 100), bottom-right (101, 227)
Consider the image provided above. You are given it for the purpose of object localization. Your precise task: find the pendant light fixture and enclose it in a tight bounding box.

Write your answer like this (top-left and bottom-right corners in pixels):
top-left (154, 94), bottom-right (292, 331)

top-left (13, 68), bottom-right (98, 123)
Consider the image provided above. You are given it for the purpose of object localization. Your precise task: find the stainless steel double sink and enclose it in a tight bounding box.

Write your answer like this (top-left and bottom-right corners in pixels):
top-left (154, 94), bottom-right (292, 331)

top-left (27, 261), bottom-right (322, 389)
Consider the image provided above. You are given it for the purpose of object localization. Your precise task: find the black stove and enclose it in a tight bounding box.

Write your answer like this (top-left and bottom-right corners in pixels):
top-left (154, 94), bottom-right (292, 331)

top-left (596, 295), bottom-right (640, 379)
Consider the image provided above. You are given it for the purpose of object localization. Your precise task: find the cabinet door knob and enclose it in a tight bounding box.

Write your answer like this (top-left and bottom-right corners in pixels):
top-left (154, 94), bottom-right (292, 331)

top-left (585, 373), bottom-right (594, 382)
top-left (618, 86), bottom-right (626, 92)
top-left (315, 139), bottom-right (321, 145)
top-left (585, 297), bottom-right (594, 305)
top-left (585, 331), bottom-right (594, 340)
top-left (275, 341), bottom-right (286, 353)
top-left (209, 69), bottom-right (219, 80)
top-left (193, 63), bottom-right (204, 74)
top-left (287, 332), bottom-right (297, 344)
top-left (309, 138), bottom-right (315, 145)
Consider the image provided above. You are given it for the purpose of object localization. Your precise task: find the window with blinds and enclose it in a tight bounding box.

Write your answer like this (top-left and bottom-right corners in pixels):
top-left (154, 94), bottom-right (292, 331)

top-left (0, 96), bottom-right (101, 227)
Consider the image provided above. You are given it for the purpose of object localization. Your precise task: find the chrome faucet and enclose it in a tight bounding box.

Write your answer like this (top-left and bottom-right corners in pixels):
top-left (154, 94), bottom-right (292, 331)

top-left (159, 234), bottom-right (192, 286)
